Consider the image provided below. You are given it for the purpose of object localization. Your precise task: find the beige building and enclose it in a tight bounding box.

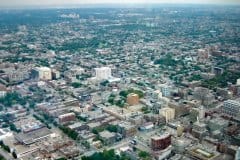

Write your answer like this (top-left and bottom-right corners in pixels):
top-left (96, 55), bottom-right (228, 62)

top-left (127, 93), bottom-right (139, 106)
top-left (177, 125), bottom-right (184, 137)
top-left (159, 107), bottom-right (175, 123)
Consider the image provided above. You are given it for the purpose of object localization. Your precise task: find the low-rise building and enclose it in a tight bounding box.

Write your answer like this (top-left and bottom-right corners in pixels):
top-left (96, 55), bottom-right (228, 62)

top-left (15, 127), bottom-right (52, 145)
top-left (99, 130), bottom-right (116, 145)
top-left (118, 122), bottom-right (137, 138)
top-left (58, 112), bottom-right (76, 124)
top-left (0, 128), bottom-right (13, 140)
top-left (68, 122), bottom-right (89, 131)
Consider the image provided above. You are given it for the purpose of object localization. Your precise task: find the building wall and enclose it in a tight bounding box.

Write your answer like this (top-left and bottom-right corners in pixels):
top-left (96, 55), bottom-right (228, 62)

top-left (37, 67), bottom-right (52, 80)
top-left (95, 67), bottom-right (111, 80)
top-left (127, 93), bottom-right (139, 106)
top-left (223, 100), bottom-right (240, 117)
top-left (151, 135), bottom-right (171, 151)
top-left (0, 91), bottom-right (6, 98)
top-left (58, 113), bottom-right (76, 124)
top-left (159, 108), bottom-right (175, 123)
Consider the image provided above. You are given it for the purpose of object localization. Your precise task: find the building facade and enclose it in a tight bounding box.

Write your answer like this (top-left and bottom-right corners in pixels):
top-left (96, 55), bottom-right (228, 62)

top-left (95, 67), bottom-right (111, 80)
top-left (222, 100), bottom-right (240, 117)
top-left (151, 133), bottom-right (171, 151)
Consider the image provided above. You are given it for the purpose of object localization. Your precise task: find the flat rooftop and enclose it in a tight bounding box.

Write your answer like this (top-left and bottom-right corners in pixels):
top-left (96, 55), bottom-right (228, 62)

top-left (15, 127), bottom-right (52, 145)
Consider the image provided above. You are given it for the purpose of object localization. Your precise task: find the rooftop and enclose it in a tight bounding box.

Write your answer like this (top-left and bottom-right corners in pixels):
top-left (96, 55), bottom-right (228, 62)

top-left (99, 130), bottom-right (115, 139)
top-left (15, 127), bottom-right (52, 145)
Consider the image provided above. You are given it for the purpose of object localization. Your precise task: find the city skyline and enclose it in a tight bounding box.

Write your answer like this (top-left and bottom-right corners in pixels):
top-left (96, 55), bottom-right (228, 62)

top-left (0, 0), bottom-right (239, 159)
top-left (0, 0), bottom-right (240, 8)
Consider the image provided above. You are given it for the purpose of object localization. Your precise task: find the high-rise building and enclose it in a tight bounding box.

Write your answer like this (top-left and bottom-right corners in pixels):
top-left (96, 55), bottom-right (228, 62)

top-left (222, 100), bottom-right (240, 117)
top-left (35, 67), bottom-right (52, 80)
top-left (237, 79), bottom-right (240, 86)
top-left (159, 107), bottom-right (175, 123)
top-left (51, 69), bottom-right (60, 80)
top-left (160, 85), bottom-right (170, 97)
top-left (235, 147), bottom-right (240, 160)
top-left (151, 133), bottom-right (171, 151)
top-left (95, 67), bottom-right (112, 80)
top-left (198, 106), bottom-right (205, 120)
top-left (197, 49), bottom-right (209, 63)
top-left (192, 121), bottom-right (207, 139)
top-left (177, 125), bottom-right (184, 137)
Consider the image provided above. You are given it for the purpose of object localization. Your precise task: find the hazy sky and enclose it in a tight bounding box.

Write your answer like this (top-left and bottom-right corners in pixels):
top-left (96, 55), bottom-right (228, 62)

top-left (0, 0), bottom-right (240, 7)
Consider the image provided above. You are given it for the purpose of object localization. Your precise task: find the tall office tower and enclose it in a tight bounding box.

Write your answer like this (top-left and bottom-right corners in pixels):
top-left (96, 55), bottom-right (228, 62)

top-left (235, 147), bottom-right (240, 160)
top-left (197, 49), bottom-right (209, 63)
top-left (35, 67), bottom-right (52, 80)
top-left (237, 79), bottom-right (240, 86)
top-left (198, 106), bottom-right (205, 120)
top-left (159, 107), bottom-right (175, 123)
top-left (95, 67), bottom-right (112, 80)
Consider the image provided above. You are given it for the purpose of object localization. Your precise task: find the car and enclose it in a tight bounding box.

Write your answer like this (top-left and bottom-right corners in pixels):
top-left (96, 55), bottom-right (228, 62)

top-left (130, 140), bottom-right (137, 145)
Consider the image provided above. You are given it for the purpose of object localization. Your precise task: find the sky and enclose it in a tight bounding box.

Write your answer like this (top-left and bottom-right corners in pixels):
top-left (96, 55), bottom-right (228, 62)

top-left (0, 0), bottom-right (240, 7)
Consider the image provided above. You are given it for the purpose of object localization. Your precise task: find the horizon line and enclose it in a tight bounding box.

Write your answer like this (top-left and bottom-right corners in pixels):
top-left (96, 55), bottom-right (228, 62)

top-left (0, 3), bottom-right (240, 10)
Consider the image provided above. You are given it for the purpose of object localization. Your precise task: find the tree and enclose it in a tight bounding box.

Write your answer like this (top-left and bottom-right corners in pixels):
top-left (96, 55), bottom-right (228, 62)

top-left (0, 154), bottom-right (6, 160)
top-left (0, 92), bottom-right (26, 107)
top-left (9, 123), bottom-right (20, 133)
top-left (138, 151), bottom-right (150, 158)
top-left (71, 82), bottom-right (82, 88)
top-left (108, 97), bottom-right (114, 104)
top-left (28, 100), bottom-right (36, 108)
top-left (81, 149), bottom-right (131, 160)
top-left (12, 152), bottom-right (17, 159)
top-left (55, 158), bottom-right (67, 160)
top-left (100, 80), bottom-right (109, 86)
top-left (92, 126), bottom-right (104, 135)
top-left (119, 91), bottom-right (128, 98)
top-left (59, 126), bottom-right (78, 140)
top-left (0, 141), bottom-right (10, 153)
top-left (115, 100), bottom-right (125, 108)
top-left (106, 125), bottom-right (118, 133)
top-left (81, 140), bottom-right (90, 149)
top-left (154, 54), bottom-right (177, 66)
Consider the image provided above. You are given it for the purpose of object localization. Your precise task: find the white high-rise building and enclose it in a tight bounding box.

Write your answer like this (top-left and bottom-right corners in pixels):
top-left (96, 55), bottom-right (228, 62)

top-left (237, 79), bottom-right (240, 86)
top-left (159, 84), bottom-right (171, 97)
top-left (36, 67), bottom-right (52, 80)
top-left (223, 100), bottom-right (240, 117)
top-left (95, 67), bottom-right (112, 80)
top-left (235, 147), bottom-right (240, 160)
top-left (198, 106), bottom-right (205, 120)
